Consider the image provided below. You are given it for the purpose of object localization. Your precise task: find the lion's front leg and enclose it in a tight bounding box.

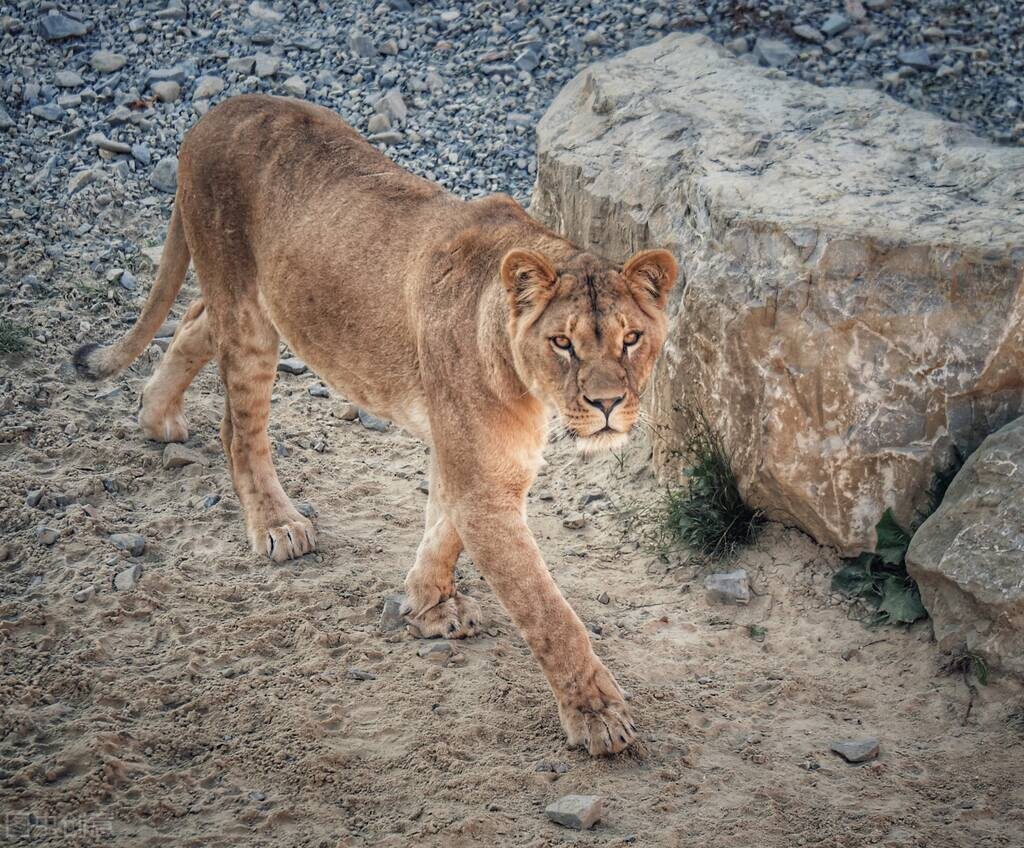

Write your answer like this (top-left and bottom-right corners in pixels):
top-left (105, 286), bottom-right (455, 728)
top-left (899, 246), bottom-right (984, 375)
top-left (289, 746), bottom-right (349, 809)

top-left (401, 461), bottom-right (481, 638)
top-left (452, 495), bottom-right (636, 756)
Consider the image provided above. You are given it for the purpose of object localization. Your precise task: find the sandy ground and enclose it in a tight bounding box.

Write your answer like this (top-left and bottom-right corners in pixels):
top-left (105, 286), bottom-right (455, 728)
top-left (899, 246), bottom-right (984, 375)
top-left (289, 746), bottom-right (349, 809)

top-left (2, 273), bottom-right (1024, 847)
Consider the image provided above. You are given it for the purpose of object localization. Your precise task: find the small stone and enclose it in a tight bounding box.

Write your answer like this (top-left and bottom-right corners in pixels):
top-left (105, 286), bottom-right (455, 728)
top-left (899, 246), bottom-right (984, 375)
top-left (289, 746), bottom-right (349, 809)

top-left (202, 494), bottom-right (221, 509)
top-left (281, 75), bottom-right (306, 97)
top-left (0, 105), bottom-right (14, 130)
top-left (346, 667), bottom-right (376, 681)
top-left (31, 104), bottom-right (64, 122)
top-left (375, 89), bottom-right (407, 125)
top-left (368, 131), bottom-right (403, 146)
top-left (0, 544), bottom-right (9, 561)
top-left (254, 53), bottom-right (280, 78)
top-left (91, 50), bottom-right (126, 72)
top-left (55, 70), bottom-right (83, 88)
top-left (577, 490), bottom-right (605, 508)
top-left (348, 29), bottom-right (376, 57)
top-left (898, 48), bottom-right (933, 70)
top-left (545, 795), bottom-right (602, 830)
top-left (296, 502), bottom-right (317, 518)
top-left (308, 383), bottom-right (330, 398)
top-left (830, 738), bottom-right (880, 763)
top-left (725, 35), bottom-right (749, 54)
top-left (249, 1), bottom-right (284, 22)
top-left (151, 81), bottom-right (181, 102)
top-left (379, 595), bottom-right (405, 631)
top-left (368, 113), bottom-right (391, 134)
top-left (562, 514), bottom-right (587, 530)
top-left (150, 156), bottom-right (179, 194)
top-left (336, 403), bottom-right (359, 421)
top-left (417, 641), bottom-right (453, 665)
top-left (582, 30), bottom-right (604, 47)
top-left (74, 586), bottom-right (95, 603)
top-left (416, 479), bottom-right (429, 494)
top-left (36, 526), bottom-right (59, 546)
top-left (109, 533), bottom-right (146, 557)
top-left (26, 490), bottom-right (44, 508)
top-left (163, 444), bottom-right (209, 469)
top-left (357, 409), bottom-right (390, 432)
top-left (38, 11), bottom-right (88, 40)
top-left (227, 56), bottom-right (256, 75)
top-left (87, 132), bottom-right (131, 155)
top-left (114, 563), bottom-right (143, 591)
top-left (793, 24), bottom-right (824, 44)
top-left (597, 591), bottom-right (610, 605)
top-left (379, 38), bottom-right (399, 56)
top-left (753, 37), bottom-right (797, 68)
top-left (820, 13), bottom-right (851, 37)
top-left (119, 271), bottom-right (137, 291)
top-left (277, 357), bottom-right (307, 375)
top-left (704, 569), bottom-right (751, 604)
top-left (535, 760), bottom-right (571, 774)
top-left (132, 144), bottom-right (152, 165)
top-left (193, 75), bottom-right (224, 100)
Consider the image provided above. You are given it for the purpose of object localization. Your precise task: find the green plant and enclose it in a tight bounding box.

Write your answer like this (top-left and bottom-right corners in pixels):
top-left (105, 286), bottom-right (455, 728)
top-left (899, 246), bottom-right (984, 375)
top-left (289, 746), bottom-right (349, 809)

top-left (831, 509), bottom-right (927, 626)
top-left (656, 408), bottom-right (763, 561)
top-left (0, 318), bottom-right (29, 354)
top-left (941, 645), bottom-right (989, 686)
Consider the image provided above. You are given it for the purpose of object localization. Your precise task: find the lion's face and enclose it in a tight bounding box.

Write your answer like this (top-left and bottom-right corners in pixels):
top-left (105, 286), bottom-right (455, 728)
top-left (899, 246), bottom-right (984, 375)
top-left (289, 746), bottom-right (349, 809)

top-left (501, 248), bottom-right (678, 454)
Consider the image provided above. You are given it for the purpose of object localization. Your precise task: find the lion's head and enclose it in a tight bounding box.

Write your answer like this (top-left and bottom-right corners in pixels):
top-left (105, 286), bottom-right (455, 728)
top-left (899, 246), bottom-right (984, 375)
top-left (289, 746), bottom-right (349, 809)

top-left (500, 247), bottom-right (678, 454)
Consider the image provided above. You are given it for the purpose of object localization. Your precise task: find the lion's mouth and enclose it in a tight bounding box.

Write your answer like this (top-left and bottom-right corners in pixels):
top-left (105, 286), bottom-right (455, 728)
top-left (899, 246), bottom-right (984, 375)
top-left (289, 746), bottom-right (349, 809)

top-left (573, 427), bottom-right (630, 455)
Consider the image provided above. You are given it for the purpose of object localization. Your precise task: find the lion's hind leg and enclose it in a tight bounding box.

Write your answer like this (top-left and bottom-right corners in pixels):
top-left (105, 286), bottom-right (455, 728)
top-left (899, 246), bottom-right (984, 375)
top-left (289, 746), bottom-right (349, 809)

top-left (138, 298), bottom-right (214, 443)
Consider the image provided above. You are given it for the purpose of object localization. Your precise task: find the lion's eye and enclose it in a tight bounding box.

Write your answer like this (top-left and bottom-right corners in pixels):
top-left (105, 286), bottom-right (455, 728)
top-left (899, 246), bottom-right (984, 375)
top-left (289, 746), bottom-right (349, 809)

top-left (551, 336), bottom-right (573, 352)
top-left (623, 331), bottom-right (642, 347)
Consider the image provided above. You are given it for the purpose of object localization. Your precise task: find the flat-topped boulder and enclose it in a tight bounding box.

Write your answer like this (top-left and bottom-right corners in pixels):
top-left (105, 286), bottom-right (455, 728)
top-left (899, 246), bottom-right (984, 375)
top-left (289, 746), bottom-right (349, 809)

top-left (533, 33), bottom-right (1024, 554)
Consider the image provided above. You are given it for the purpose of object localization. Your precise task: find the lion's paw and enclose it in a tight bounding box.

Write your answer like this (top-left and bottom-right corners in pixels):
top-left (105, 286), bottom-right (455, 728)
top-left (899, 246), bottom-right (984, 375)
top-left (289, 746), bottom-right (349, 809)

top-left (249, 515), bottom-right (317, 562)
top-left (558, 663), bottom-right (636, 756)
top-left (139, 404), bottom-right (189, 443)
top-left (402, 592), bottom-right (482, 639)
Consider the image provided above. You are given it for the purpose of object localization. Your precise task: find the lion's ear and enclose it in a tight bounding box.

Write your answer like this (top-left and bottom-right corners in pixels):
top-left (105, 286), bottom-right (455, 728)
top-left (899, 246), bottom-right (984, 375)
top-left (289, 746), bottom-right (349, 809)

top-left (500, 249), bottom-right (557, 313)
top-left (623, 249), bottom-right (678, 309)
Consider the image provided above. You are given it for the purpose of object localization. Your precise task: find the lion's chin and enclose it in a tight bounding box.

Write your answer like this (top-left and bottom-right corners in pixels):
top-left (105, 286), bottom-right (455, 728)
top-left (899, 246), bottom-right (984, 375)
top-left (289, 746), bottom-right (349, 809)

top-left (574, 429), bottom-right (630, 456)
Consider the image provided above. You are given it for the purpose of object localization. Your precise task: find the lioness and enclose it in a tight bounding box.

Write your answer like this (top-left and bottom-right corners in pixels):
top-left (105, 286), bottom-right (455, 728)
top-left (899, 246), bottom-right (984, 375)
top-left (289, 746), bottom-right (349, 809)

top-left (74, 95), bottom-right (677, 755)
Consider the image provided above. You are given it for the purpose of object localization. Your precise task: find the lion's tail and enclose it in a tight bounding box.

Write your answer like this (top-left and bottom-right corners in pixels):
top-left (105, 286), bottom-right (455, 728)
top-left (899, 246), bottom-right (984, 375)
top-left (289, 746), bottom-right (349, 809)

top-left (73, 201), bottom-right (191, 381)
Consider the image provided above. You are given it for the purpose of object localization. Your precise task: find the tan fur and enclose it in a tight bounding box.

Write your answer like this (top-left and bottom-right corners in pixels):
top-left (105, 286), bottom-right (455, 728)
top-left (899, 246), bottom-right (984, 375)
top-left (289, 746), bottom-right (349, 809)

top-left (73, 95), bottom-right (678, 755)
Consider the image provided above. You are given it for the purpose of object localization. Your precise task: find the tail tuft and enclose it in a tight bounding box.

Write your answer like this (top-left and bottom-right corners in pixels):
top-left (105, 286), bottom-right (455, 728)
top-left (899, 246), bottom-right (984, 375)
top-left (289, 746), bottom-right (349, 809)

top-left (72, 342), bottom-right (112, 381)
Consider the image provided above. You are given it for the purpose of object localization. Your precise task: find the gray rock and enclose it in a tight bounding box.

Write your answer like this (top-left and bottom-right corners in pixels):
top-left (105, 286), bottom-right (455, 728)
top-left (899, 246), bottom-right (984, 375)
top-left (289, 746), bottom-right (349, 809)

top-left (899, 48), bottom-right (933, 70)
top-left (725, 35), bottom-right (749, 54)
top-left (277, 357), bottom-right (307, 375)
top-left (254, 53), bottom-right (280, 78)
top-left (907, 416), bottom-right (1024, 677)
top-left (793, 24), bottom-right (825, 44)
top-left (704, 569), bottom-right (751, 605)
top-left (55, 70), bottom-right (83, 88)
top-left (533, 33), bottom-right (1024, 554)
top-left (30, 104), bottom-right (64, 122)
top-left (830, 738), bottom-right (880, 763)
top-left (375, 89), bottom-right (408, 125)
top-left (577, 490), bottom-right (605, 508)
top-left (114, 563), bottom-right (143, 591)
top-left (379, 595), bottom-right (406, 631)
top-left (348, 29), bottom-right (376, 58)
top-left (202, 494), bottom-right (221, 509)
top-left (90, 50), bottom-right (126, 73)
top-left (68, 169), bottom-right (98, 195)
top-left (87, 132), bottom-right (131, 154)
top-left (73, 586), bottom-right (95, 603)
top-left (132, 144), bottom-right (152, 165)
top-left (109, 533), bottom-right (146, 557)
top-left (368, 113), bottom-right (391, 134)
top-left (357, 409), bottom-right (390, 432)
top-left (597, 591), bottom-right (610, 605)
top-left (346, 667), bottom-right (376, 680)
top-left (151, 81), bottom-right (181, 102)
top-left (145, 65), bottom-right (189, 87)
top-left (36, 526), bottom-right (59, 546)
top-left (753, 37), bottom-right (797, 67)
top-left (150, 156), bottom-right (178, 193)
top-left (38, 11), bottom-right (89, 40)
top-left (249, 1), bottom-right (284, 22)
top-left (308, 383), bottom-right (330, 398)
top-left (0, 105), bottom-right (14, 130)
top-left (119, 271), bottom-right (137, 291)
top-left (368, 131), bottom-right (404, 146)
top-left (193, 75), bottom-right (224, 100)
top-left (336, 403), bottom-right (359, 421)
top-left (416, 479), bottom-right (429, 494)
top-left (162, 444), bottom-right (209, 469)
top-left (545, 795), bottom-right (602, 830)
top-left (820, 14), bottom-right (851, 38)
top-left (282, 75), bottom-right (306, 97)
top-left (26, 490), bottom-right (43, 508)
top-left (227, 56), bottom-right (256, 75)
top-left (562, 514), bottom-right (587, 530)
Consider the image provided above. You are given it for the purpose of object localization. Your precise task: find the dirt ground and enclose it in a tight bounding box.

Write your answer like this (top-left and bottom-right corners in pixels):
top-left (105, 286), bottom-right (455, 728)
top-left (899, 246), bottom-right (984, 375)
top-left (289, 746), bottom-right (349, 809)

top-left (2, 270), bottom-right (1024, 847)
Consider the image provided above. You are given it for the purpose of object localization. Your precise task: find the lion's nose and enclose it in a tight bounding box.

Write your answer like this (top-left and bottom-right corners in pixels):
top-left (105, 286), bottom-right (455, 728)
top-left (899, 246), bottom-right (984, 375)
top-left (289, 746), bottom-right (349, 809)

top-left (584, 394), bottom-right (625, 418)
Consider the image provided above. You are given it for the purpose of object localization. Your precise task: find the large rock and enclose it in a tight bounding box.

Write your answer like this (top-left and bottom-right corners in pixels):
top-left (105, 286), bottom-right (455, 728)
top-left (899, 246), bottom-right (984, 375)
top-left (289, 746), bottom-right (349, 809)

top-left (906, 417), bottom-right (1024, 677)
top-left (532, 33), bottom-right (1024, 554)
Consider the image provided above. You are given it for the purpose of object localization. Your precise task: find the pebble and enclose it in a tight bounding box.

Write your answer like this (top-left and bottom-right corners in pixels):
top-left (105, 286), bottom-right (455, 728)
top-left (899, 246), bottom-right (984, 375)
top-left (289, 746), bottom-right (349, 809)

top-left (346, 667), bottom-right (377, 681)
top-left (416, 479), bottom-right (429, 494)
top-left (90, 50), bottom-right (126, 73)
top-left (38, 11), bottom-right (89, 40)
top-left (417, 641), bottom-right (453, 665)
top-left (249, 1), bottom-right (284, 23)
top-left (114, 563), bottom-right (143, 591)
top-left (357, 409), bottom-right (390, 432)
top-left (792, 25), bottom-right (824, 45)
top-left (277, 357), bottom-right (307, 375)
top-left (597, 591), bottom-right (610, 605)
top-left (336, 403), bottom-right (359, 421)
top-left (379, 595), bottom-right (406, 631)
top-left (348, 29), bottom-right (376, 58)
top-left (254, 53), bottom-right (280, 78)
top-left (753, 37), bottom-right (797, 68)
top-left (87, 133), bottom-right (131, 155)
top-left (109, 533), bottom-right (146, 557)
top-left (562, 514), bottom-right (587, 530)
top-left (55, 71), bottom-right (84, 88)
top-left (375, 89), bottom-right (408, 125)
top-left (820, 13), bottom-right (851, 38)
top-left (202, 494), bottom-right (221, 509)
top-left (163, 444), bottom-right (209, 469)
top-left (193, 76), bottom-right (225, 100)
top-left (36, 526), bottom-right (59, 546)
top-left (31, 104), bottom-right (64, 123)
top-left (545, 795), bottom-right (602, 830)
top-left (73, 586), bottom-right (95, 603)
top-left (150, 156), bottom-right (179, 194)
top-left (577, 490), bottom-right (605, 508)
top-left (308, 383), bottom-right (330, 398)
top-left (899, 48), bottom-right (934, 70)
top-left (282, 76), bottom-right (307, 98)
top-left (151, 81), bottom-right (182, 103)
top-left (704, 569), bottom-right (751, 605)
top-left (830, 738), bottom-right (880, 763)
top-left (368, 114), bottom-right (391, 134)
